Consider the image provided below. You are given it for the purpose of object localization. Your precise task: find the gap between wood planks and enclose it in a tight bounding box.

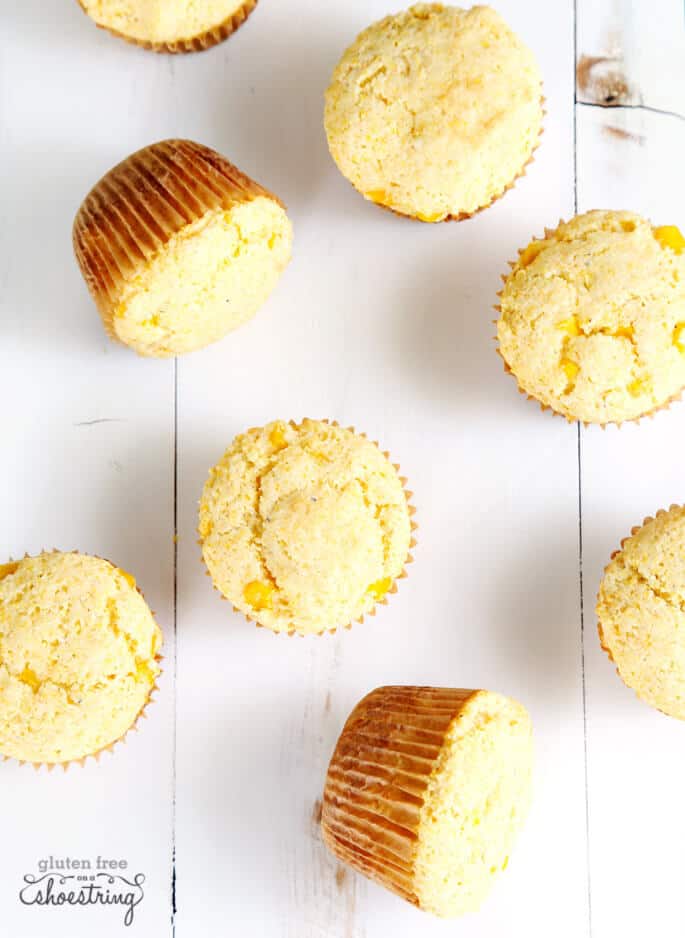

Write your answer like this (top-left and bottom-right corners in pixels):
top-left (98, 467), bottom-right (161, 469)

top-left (171, 356), bottom-right (178, 936)
top-left (573, 6), bottom-right (593, 936)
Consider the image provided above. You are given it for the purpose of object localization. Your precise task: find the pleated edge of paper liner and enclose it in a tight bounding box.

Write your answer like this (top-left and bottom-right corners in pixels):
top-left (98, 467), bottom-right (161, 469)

top-left (0, 548), bottom-right (164, 772)
top-left (76, 0), bottom-right (258, 54)
top-left (595, 505), bottom-right (685, 709)
top-left (319, 685), bottom-right (482, 911)
top-left (346, 94), bottom-right (545, 224)
top-left (72, 137), bottom-right (286, 352)
top-left (197, 418), bottom-right (418, 638)
top-left (492, 222), bottom-right (685, 429)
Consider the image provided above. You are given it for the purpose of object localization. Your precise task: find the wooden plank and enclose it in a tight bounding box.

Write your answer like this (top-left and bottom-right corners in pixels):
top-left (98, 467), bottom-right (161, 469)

top-left (174, 1), bottom-right (589, 935)
top-left (576, 4), bottom-right (685, 935)
top-left (0, 4), bottom-right (177, 935)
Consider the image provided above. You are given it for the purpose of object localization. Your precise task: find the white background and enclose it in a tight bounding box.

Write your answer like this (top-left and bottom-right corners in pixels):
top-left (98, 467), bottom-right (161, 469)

top-left (1, 1), bottom-right (684, 935)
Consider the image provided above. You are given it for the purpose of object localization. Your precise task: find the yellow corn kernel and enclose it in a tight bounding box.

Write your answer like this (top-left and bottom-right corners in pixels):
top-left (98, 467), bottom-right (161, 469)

top-left (561, 359), bottom-right (579, 382)
top-left (18, 665), bottom-right (41, 693)
top-left (368, 577), bottom-right (392, 600)
top-left (140, 314), bottom-right (160, 328)
top-left (119, 569), bottom-right (137, 590)
top-left (308, 450), bottom-right (329, 463)
top-left (627, 378), bottom-right (645, 396)
top-left (268, 422), bottom-right (288, 452)
top-left (654, 225), bottom-right (685, 254)
top-left (557, 316), bottom-right (580, 336)
top-left (614, 325), bottom-right (634, 340)
top-left (673, 323), bottom-right (685, 352)
top-left (518, 240), bottom-right (546, 268)
top-left (244, 580), bottom-right (274, 611)
top-left (366, 190), bottom-right (389, 206)
top-left (135, 659), bottom-right (157, 685)
top-left (0, 562), bottom-right (19, 581)
top-left (416, 210), bottom-right (445, 223)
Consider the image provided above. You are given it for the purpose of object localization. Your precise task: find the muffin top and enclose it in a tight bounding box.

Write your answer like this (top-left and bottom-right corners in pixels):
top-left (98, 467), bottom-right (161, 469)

top-left (199, 419), bottom-right (412, 635)
top-left (0, 552), bottom-right (162, 764)
top-left (597, 506), bottom-right (685, 719)
top-left (80, 0), bottom-right (250, 45)
top-left (112, 196), bottom-right (292, 357)
top-left (497, 211), bottom-right (685, 424)
top-left (414, 689), bottom-right (533, 916)
top-left (324, 4), bottom-right (543, 221)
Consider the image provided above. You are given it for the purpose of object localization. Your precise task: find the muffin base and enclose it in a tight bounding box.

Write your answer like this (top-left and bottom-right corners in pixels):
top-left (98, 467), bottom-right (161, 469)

top-left (0, 550), bottom-right (163, 770)
top-left (76, 0), bottom-right (258, 54)
top-left (199, 419), bottom-right (417, 637)
top-left (494, 220), bottom-right (685, 427)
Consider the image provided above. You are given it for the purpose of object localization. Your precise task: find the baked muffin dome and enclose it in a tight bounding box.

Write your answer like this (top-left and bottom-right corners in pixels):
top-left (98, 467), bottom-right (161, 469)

top-left (73, 139), bottom-right (292, 358)
top-left (0, 552), bottom-right (162, 765)
top-left (199, 419), bottom-right (413, 635)
top-left (497, 211), bottom-right (685, 424)
top-left (78, 0), bottom-right (258, 53)
top-left (324, 4), bottom-right (543, 222)
top-left (322, 686), bottom-right (533, 917)
top-left (597, 505), bottom-right (685, 719)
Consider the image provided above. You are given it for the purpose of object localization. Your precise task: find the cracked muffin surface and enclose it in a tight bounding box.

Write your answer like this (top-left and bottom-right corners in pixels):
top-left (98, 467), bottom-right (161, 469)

top-left (199, 419), bottom-right (412, 635)
top-left (324, 4), bottom-right (543, 221)
top-left (497, 210), bottom-right (685, 424)
top-left (0, 552), bottom-right (162, 764)
top-left (597, 506), bottom-right (685, 719)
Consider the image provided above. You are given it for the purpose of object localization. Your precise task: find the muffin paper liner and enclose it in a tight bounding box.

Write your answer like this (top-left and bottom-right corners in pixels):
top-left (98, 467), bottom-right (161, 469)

top-left (73, 138), bottom-right (282, 343)
top-left (320, 685), bottom-right (478, 907)
top-left (493, 221), bottom-right (685, 428)
top-left (77, 0), bottom-right (258, 54)
top-left (0, 550), bottom-right (163, 771)
top-left (367, 97), bottom-right (545, 224)
top-left (199, 419), bottom-right (417, 637)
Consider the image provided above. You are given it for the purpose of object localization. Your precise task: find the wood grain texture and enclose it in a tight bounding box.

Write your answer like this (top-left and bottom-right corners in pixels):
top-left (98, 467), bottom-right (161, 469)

top-left (576, 0), bottom-right (684, 114)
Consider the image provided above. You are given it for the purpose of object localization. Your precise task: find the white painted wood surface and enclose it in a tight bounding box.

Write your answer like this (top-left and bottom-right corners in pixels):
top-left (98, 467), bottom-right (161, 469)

top-left (0, 1), bottom-right (682, 936)
top-left (576, 5), bottom-right (685, 936)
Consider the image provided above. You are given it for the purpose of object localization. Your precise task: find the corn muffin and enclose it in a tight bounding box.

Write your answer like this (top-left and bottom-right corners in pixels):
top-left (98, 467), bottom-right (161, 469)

top-left (497, 211), bottom-right (685, 424)
top-left (0, 551), bottom-right (162, 765)
top-left (77, 0), bottom-right (258, 53)
top-left (73, 139), bottom-right (292, 357)
top-left (321, 686), bottom-right (533, 917)
top-left (199, 419), bottom-right (415, 636)
top-left (597, 505), bottom-right (685, 719)
top-left (324, 4), bottom-right (543, 222)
